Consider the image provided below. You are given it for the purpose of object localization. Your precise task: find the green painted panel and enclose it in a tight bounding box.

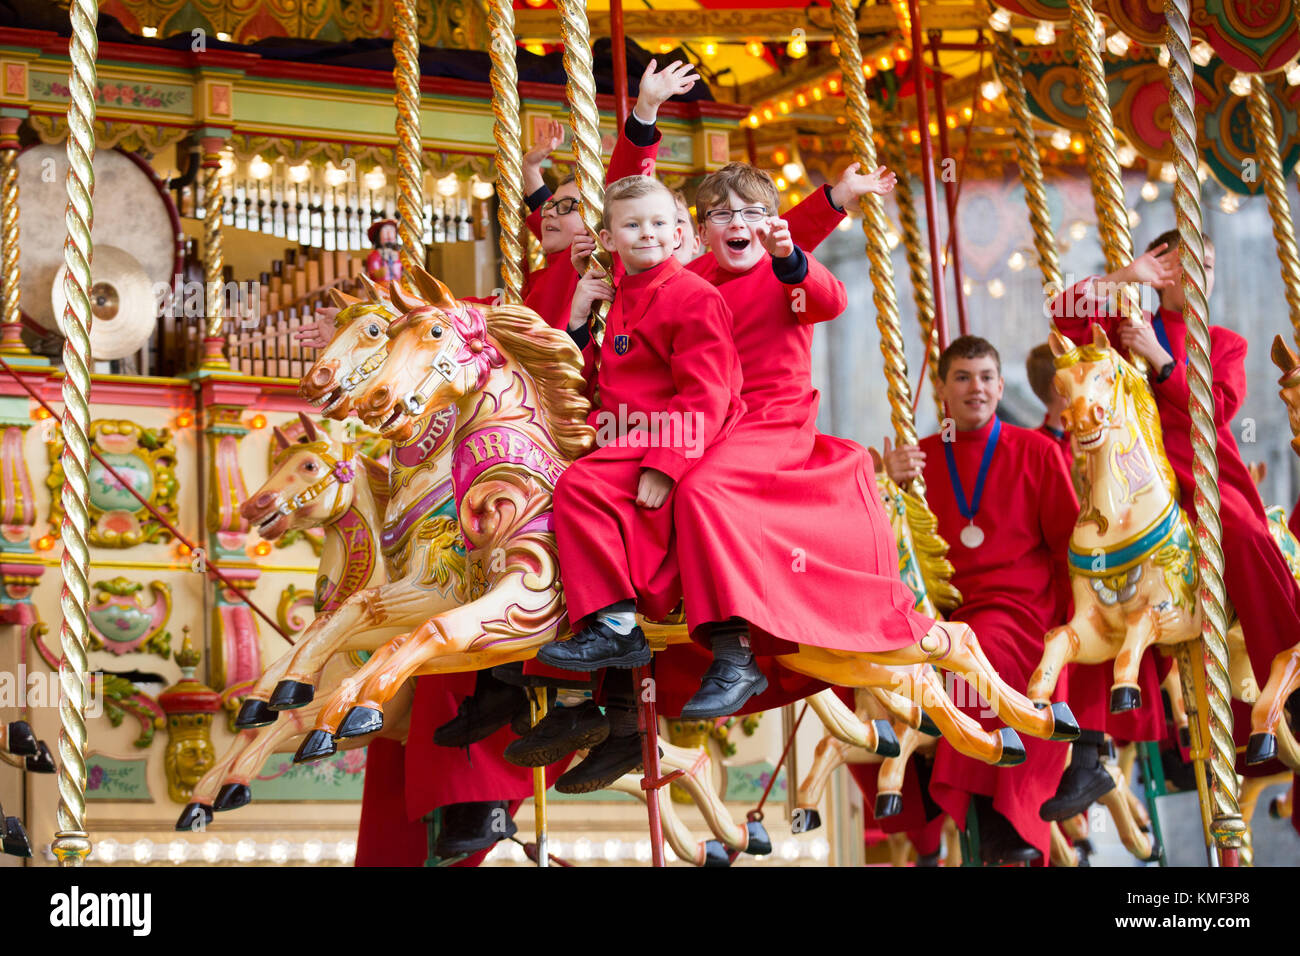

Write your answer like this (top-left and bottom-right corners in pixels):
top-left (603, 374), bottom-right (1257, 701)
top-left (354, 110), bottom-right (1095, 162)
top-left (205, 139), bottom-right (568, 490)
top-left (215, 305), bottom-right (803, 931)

top-left (249, 748), bottom-right (367, 801)
top-left (86, 754), bottom-right (151, 802)
top-left (29, 71), bottom-right (192, 115)
top-left (235, 89), bottom-right (496, 147)
top-left (724, 761), bottom-right (785, 803)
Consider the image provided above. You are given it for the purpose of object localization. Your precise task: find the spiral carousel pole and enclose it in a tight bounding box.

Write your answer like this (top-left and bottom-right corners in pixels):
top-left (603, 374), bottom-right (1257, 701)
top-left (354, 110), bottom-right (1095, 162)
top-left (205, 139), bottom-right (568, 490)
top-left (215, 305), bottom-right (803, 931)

top-left (52, 0), bottom-right (97, 867)
top-left (833, 0), bottom-right (927, 497)
top-left (556, 0), bottom-right (611, 343)
top-left (988, 16), bottom-right (1063, 299)
top-left (394, 0), bottom-right (424, 274)
top-left (201, 137), bottom-right (229, 369)
top-left (1246, 76), bottom-right (1300, 346)
top-left (881, 125), bottom-right (944, 425)
top-left (1164, 0), bottom-right (1244, 865)
top-left (1066, 0), bottom-right (1147, 371)
top-left (488, 0), bottom-right (525, 304)
top-left (0, 115), bottom-right (28, 355)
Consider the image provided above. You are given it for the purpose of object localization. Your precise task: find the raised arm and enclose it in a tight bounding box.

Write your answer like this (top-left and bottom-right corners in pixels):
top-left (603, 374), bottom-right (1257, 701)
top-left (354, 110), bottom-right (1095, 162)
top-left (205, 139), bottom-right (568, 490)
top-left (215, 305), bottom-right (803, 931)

top-left (758, 217), bottom-right (847, 325)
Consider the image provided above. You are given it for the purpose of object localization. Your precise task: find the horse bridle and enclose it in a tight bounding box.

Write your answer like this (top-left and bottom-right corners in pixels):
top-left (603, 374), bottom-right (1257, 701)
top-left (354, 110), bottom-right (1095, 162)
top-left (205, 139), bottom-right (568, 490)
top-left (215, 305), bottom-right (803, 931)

top-left (264, 441), bottom-right (359, 525)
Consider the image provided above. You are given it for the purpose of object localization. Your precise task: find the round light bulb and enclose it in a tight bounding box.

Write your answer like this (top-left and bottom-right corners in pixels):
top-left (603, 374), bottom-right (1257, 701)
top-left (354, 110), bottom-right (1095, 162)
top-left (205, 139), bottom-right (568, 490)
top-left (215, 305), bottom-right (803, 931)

top-left (1140, 181), bottom-right (1159, 202)
top-left (1190, 41), bottom-right (1214, 67)
top-left (988, 7), bottom-right (1012, 32)
top-left (1051, 129), bottom-right (1071, 150)
top-left (1228, 71), bottom-right (1251, 96)
top-left (1069, 220), bottom-right (1088, 241)
top-left (1007, 250), bottom-right (1026, 272)
top-left (288, 163), bottom-right (311, 184)
top-left (1035, 21), bottom-right (1056, 46)
top-left (1106, 32), bottom-right (1131, 57)
top-left (987, 278), bottom-right (1006, 298)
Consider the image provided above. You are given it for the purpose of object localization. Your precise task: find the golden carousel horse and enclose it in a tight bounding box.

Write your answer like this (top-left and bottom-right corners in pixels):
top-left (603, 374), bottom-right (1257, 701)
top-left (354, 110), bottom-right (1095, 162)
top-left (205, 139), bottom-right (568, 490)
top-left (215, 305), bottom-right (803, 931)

top-left (298, 266), bottom-right (1078, 767)
top-left (298, 279), bottom-right (400, 420)
top-left (176, 415), bottom-right (423, 830)
top-left (1027, 327), bottom-right (1297, 767)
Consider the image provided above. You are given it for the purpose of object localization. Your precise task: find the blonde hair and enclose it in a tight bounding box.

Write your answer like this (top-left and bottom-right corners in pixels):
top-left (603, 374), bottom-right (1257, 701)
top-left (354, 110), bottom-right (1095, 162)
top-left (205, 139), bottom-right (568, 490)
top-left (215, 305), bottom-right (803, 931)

top-left (601, 175), bottom-right (676, 230)
top-left (694, 162), bottom-right (779, 224)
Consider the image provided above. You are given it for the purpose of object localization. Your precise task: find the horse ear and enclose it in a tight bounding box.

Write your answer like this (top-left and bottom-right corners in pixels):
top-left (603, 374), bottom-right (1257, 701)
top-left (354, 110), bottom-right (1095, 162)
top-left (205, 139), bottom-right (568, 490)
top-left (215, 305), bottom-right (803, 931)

top-left (1091, 323), bottom-right (1109, 350)
top-left (1048, 328), bottom-right (1075, 357)
top-left (1271, 334), bottom-right (1299, 375)
top-left (271, 427), bottom-right (292, 451)
top-left (298, 412), bottom-right (321, 443)
top-left (356, 274), bottom-right (388, 304)
top-left (407, 264), bottom-right (460, 312)
top-left (329, 287), bottom-right (359, 309)
top-left (389, 280), bottom-right (424, 315)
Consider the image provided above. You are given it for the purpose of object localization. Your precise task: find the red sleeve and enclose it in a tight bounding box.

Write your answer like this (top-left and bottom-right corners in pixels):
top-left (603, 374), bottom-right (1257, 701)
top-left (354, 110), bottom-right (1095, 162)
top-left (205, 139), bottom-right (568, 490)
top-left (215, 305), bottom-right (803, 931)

top-left (607, 125), bottom-right (662, 184)
top-left (785, 186), bottom-right (845, 253)
top-left (1047, 276), bottom-right (1124, 345)
top-left (1151, 328), bottom-right (1247, 426)
top-left (1036, 433), bottom-right (1080, 605)
top-left (526, 207), bottom-right (542, 242)
top-left (791, 252), bottom-right (849, 326)
top-left (641, 287), bottom-right (740, 482)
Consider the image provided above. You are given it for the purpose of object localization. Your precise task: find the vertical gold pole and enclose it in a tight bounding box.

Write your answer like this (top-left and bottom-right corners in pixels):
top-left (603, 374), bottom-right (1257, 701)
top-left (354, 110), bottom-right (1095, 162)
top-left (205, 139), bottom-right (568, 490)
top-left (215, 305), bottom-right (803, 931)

top-left (832, 0), bottom-right (926, 497)
top-left (0, 115), bottom-right (28, 355)
top-left (881, 125), bottom-right (944, 425)
top-left (529, 687), bottom-right (549, 867)
top-left (487, 0), bottom-right (525, 305)
top-left (394, 0), bottom-right (424, 273)
top-left (1246, 77), bottom-right (1300, 348)
top-left (555, 0), bottom-right (609, 342)
top-left (1164, 0), bottom-right (1244, 860)
top-left (52, 0), bottom-right (96, 868)
top-left (201, 136), bottom-right (229, 369)
top-left (1066, 0), bottom-right (1146, 369)
top-left (989, 19), bottom-right (1063, 296)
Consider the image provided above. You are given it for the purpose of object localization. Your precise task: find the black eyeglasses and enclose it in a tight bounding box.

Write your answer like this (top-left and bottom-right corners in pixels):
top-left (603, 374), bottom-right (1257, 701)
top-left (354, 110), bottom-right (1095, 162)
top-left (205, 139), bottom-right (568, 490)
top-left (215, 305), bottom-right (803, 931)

top-left (541, 196), bottom-right (581, 216)
top-left (702, 206), bottom-right (769, 225)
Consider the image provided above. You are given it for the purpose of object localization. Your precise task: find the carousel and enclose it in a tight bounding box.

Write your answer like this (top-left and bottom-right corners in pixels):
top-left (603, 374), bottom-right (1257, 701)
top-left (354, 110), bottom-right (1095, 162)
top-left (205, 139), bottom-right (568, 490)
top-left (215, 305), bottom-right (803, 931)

top-left (0, 0), bottom-right (1297, 870)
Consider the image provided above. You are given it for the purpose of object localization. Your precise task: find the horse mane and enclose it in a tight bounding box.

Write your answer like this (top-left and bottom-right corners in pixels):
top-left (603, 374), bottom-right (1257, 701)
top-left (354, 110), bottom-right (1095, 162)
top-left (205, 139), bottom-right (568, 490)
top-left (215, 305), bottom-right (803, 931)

top-left (359, 454), bottom-right (391, 515)
top-left (481, 303), bottom-right (596, 461)
top-left (1057, 342), bottom-right (1179, 499)
top-left (335, 300), bottom-right (398, 330)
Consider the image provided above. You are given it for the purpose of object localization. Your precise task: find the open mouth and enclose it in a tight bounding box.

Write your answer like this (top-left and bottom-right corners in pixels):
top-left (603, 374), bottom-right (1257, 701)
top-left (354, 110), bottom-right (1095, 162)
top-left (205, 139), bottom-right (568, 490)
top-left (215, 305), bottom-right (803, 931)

top-left (256, 512), bottom-right (289, 539)
top-left (725, 238), bottom-right (751, 252)
top-left (1076, 426), bottom-right (1105, 451)
top-left (380, 405), bottom-right (407, 433)
top-left (319, 386), bottom-right (346, 415)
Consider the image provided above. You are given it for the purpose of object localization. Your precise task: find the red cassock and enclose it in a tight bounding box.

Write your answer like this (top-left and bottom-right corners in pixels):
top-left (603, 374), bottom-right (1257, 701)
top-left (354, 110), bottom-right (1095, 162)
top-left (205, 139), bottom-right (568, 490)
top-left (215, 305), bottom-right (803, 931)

top-left (1050, 281), bottom-right (1300, 695)
top-left (674, 247), bottom-right (932, 657)
top-left (520, 129), bottom-right (661, 329)
top-left (554, 256), bottom-right (745, 625)
top-left (920, 418), bottom-right (1073, 860)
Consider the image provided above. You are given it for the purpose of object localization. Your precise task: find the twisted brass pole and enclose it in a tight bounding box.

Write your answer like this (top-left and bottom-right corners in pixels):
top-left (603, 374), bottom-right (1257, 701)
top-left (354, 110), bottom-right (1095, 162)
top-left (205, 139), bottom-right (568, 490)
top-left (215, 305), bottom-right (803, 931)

top-left (53, 0), bottom-right (96, 868)
top-left (0, 117), bottom-right (27, 355)
top-left (989, 20), bottom-right (1063, 297)
top-left (394, 0), bottom-right (424, 272)
top-left (201, 138), bottom-right (228, 369)
top-left (556, 0), bottom-right (610, 342)
top-left (832, 0), bottom-right (926, 496)
top-left (488, 0), bottom-right (525, 305)
top-left (882, 125), bottom-right (944, 425)
top-left (1247, 76), bottom-right (1300, 347)
top-left (1066, 0), bottom-right (1145, 369)
top-left (1165, 0), bottom-right (1244, 860)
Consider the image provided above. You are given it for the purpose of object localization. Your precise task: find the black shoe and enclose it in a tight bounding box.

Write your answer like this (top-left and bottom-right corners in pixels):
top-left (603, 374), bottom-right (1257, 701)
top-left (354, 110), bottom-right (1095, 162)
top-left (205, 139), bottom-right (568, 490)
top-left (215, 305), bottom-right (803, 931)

top-left (555, 733), bottom-right (647, 794)
top-left (1039, 763), bottom-right (1116, 821)
top-left (433, 800), bottom-right (517, 858)
top-left (433, 675), bottom-right (529, 748)
top-left (509, 688), bottom-right (558, 737)
top-left (5, 720), bottom-right (37, 757)
top-left (975, 800), bottom-right (1041, 866)
top-left (504, 700), bottom-right (609, 767)
top-left (679, 656), bottom-right (768, 720)
top-left (536, 620), bottom-right (651, 672)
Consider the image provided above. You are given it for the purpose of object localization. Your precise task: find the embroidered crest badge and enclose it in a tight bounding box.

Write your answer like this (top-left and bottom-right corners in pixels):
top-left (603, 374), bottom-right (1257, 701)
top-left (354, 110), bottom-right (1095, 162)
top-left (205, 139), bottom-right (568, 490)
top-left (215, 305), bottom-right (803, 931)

top-left (613, 334), bottom-right (631, 355)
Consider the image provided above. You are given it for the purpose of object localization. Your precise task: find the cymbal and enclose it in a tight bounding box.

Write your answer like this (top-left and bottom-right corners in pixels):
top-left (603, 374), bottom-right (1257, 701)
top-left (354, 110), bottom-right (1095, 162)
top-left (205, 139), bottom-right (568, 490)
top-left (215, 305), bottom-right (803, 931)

top-left (51, 245), bottom-right (156, 360)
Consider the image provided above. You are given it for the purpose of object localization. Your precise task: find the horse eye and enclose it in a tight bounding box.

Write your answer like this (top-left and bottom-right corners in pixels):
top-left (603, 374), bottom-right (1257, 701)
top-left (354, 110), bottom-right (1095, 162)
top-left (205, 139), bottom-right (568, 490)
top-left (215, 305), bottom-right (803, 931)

top-left (367, 324), bottom-right (379, 336)
top-left (431, 326), bottom-right (443, 339)
top-left (304, 462), bottom-right (317, 472)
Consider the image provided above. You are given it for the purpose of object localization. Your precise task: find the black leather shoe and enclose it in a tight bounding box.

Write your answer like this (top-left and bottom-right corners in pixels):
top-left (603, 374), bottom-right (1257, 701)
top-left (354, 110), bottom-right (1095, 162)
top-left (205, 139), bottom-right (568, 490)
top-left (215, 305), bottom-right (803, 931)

top-left (555, 733), bottom-right (646, 794)
top-left (26, 741), bottom-right (55, 774)
top-left (504, 700), bottom-right (609, 767)
top-left (975, 800), bottom-right (1041, 866)
top-left (2, 816), bottom-right (31, 858)
top-left (433, 676), bottom-right (529, 748)
top-left (679, 657), bottom-right (768, 720)
top-left (5, 720), bottom-right (37, 757)
top-left (536, 621), bottom-right (651, 672)
top-left (1039, 763), bottom-right (1115, 821)
top-left (434, 800), bottom-right (517, 858)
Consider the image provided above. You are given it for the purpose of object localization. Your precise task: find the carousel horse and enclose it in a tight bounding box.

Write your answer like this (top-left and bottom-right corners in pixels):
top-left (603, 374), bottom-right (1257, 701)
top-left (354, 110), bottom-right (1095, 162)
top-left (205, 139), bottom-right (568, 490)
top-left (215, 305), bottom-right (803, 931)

top-left (176, 416), bottom-right (419, 830)
top-left (298, 279), bottom-right (400, 420)
top-left (299, 266), bottom-right (1077, 765)
top-left (1027, 327), bottom-right (1294, 764)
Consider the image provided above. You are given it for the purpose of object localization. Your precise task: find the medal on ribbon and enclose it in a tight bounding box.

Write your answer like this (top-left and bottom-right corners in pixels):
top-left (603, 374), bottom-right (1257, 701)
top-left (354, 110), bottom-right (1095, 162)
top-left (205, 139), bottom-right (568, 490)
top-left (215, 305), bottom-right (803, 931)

top-left (943, 418), bottom-right (1001, 550)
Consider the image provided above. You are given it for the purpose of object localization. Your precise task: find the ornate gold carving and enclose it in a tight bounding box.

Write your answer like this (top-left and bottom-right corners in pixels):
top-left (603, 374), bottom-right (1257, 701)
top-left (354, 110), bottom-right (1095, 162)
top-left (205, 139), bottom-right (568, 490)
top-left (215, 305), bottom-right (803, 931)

top-left (28, 114), bottom-right (190, 155)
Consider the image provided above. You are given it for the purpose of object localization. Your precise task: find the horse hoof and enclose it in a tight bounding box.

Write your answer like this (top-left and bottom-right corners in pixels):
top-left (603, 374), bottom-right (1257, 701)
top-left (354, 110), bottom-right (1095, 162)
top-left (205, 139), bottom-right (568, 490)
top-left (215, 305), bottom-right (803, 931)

top-left (5, 720), bottom-right (37, 756)
top-left (873, 719), bottom-right (901, 758)
top-left (294, 730), bottom-right (337, 763)
top-left (269, 680), bottom-right (315, 711)
top-left (2, 817), bottom-right (31, 858)
top-left (702, 840), bottom-right (731, 867)
top-left (1178, 726), bottom-right (1192, 750)
top-left (744, 820), bottom-right (772, 856)
top-left (1287, 687), bottom-right (1300, 734)
top-left (875, 792), bottom-right (904, 819)
top-left (337, 706), bottom-right (384, 739)
top-left (1269, 797), bottom-right (1285, 820)
top-left (175, 803), bottom-right (213, 832)
top-left (1109, 686), bottom-right (1141, 713)
top-left (917, 712), bottom-right (941, 737)
top-left (26, 741), bottom-right (55, 774)
top-left (996, 728), bottom-right (1027, 766)
top-left (1245, 733), bottom-right (1277, 765)
top-left (794, 808), bottom-right (822, 833)
top-left (235, 698), bottom-right (279, 729)
top-left (213, 783), bottom-right (252, 812)
top-left (1049, 702), bottom-right (1080, 741)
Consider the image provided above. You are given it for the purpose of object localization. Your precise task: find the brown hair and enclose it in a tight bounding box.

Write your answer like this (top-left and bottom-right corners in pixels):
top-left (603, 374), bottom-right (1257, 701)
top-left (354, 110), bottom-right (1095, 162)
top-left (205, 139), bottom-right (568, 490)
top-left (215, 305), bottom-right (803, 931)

top-left (938, 335), bottom-right (1001, 381)
top-left (670, 188), bottom-right (696, 236)
top-left (694, 162), bottom-right (779, 224)
top-left (1026, 343), bottom-right (1057, 406)
top-left (1146, 229), bottom-right (1213, 254)
top-left (601, 175), bottom-right (676, 230)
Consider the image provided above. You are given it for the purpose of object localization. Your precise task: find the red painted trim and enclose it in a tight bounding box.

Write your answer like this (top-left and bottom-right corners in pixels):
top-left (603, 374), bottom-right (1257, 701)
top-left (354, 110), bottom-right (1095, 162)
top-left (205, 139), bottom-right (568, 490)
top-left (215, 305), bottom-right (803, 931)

top-left (611, 0), bottom-right (629, 129)
top-left (907, 0), bottom-right (949, 353)
top-left (929, 31), bottom-right (967, 338)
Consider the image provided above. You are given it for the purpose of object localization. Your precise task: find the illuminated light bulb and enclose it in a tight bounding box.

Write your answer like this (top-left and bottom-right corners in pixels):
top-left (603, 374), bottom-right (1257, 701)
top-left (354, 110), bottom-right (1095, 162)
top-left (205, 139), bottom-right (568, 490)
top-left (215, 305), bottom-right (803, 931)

top-left (962, 277), bottom-right (974, 296)
top-left (1190, 41), bottom-right (1214, 67)
top-left (778, 100), bottom-right (791, 114)
top-left (436, 172), bottom-right (460, 197)
top-left (746, 40), bottom-right (765, 58)
top-left (811, 87), bottom-right (823, 102)
top-left (218, 154), bottom-right (236, 177)
top-left (929, 121), bottom-right (939, 136)
top-left (288, 163), bottom-right (311, 184)
top-left (1106, 32), bottom-right (1131, 57)
top-left (827, 77), bottom-right (841, 93)
top-left (142, 25), bottom-right (159, 38)
top-left (775, 176), bottom-right (788, 191)
top-left (1051, 129), bottom-right (1071, 150)
top-left (1140, 181), bottom-right (1159, 202)
top-left (962, 106), bottom-right (974, 121)
top-left (216, 32), bottom-right (231, 42)
top-left (909, 129), bottom-right (921, 144)
top-left (363, 167), bottom-right (386, 191)
top-left (1035, 21), bottom-right (1055, 46)
top-left (1229, 71), bottom-right (1251, 96)
top-left (133, 839), bottom-right (155, 864)
top-left (836, 217), bottom-right (853, 231)
top-left (762, 107), bottom-right (774, 121)
top-left (702, 42), bottom-right (718, 58)
top-left (36, 535), bottom-right (55, 551)
top-left (781, 839), bottom-right (801, 861)
top-left (269, 840), bottom-right (291, 865)
top-left (249, 413), bottom-right (267, 429)
top-left (471, 180), bottom-right (495, 200)
top-left (254, 541), bottom-right (272, 557)
top-left (303, 840), bottom-right (324, 864)
top-left (1219, 192), bottom-right (1240, 214)
top-left (795, 93), bottom-right (807, 108)
top-left (525, 0), bottom-right (546, 6)
top-left (980, 98), bottom-right (994, 112)
top-left (1197, 162), bottom-right (1209, 183)
top-left (1126, 208), bottom-right (1141, 228)
top-left (324, 163), bottom-right (348, 187)
top-left (987, 278), bottom-right (1006, 298)
top-left (175, 412), bottom-right (194, 428)
top-left (895, 45), bottom-right (910, 62)
top-left (1287, 60), bottom-right (1300, 86)
top-left (788, 34), bottom-right (808, 59)
top-left (836, 115), bottom-right (847, 125)
top-left (603, 839), bottom-right (621, 861)
top-left (1159, 162), bottom-right (1177, 184)
top-left (524, 43), bottom-right (546, 56)
top-left (177, 543), bottom-right (192, 557)
top-left (878, 55), bottom-right (893, 71)
top-left (1157, 47), bottom-right (1170, 68)
top-left (773, 148), bottom-right (788, 165)
top-left (98, 840), bottom-right (118, 863)
top-left (789, 191), bottom-right (801, 204)
top-left (830, 41), bottom-right (840, 57)
top-left (980, 79), bottom-right (1003, 102)
top-left (1007, 250), bottom-right (1027, 271)
top-left (1117, 143), bottom-right (1137, 167)
top-left (1069, 220), bottom-right (1088, 241)
top-left (1070, 135), bottom-right (1085, 154)
top-left (783, 162), bottom-right (803, 182)
top-left (946, 114), bottom-right (958, 129)
top-left (988, 7), bottom-right (1013, 32)
top-left (336, 839), bottom-right (357, 863)
top-left (202, 839), bottom-right (222, 863)
top-left (249, 156), bottom-right (272, 180)
top-left (862, 63), bottom-right (875, 79)
top-left (885, 230), bottom-right (900, 250)
top-left (657, 41), bottom-right (674, 55)
top-left (747, 114), bottom-right (760, 128)
top-left (168, 841), bottom-right (187, 865)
